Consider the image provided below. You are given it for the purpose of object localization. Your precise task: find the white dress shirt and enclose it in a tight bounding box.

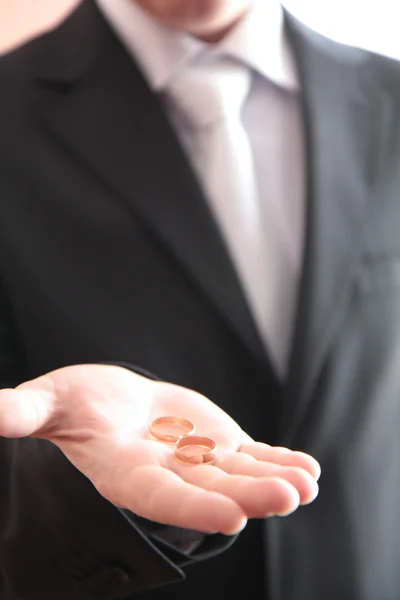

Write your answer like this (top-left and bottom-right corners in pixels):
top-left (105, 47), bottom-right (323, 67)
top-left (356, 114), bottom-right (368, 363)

top-left (96, 0), bottom-right (305, 377)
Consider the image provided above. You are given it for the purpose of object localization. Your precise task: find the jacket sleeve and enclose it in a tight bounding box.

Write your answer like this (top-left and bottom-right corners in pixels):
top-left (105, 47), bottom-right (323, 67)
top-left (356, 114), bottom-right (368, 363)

top-left (0, 291), bottom-right (237, 600)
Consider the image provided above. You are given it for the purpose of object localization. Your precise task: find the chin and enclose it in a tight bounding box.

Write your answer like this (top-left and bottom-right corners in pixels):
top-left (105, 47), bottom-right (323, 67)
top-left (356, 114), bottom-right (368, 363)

top-left (135, 0), bottom-right (250, 33)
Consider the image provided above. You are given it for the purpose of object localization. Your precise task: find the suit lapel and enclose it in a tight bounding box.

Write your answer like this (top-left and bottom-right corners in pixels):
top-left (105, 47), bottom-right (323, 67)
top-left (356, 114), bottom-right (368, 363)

top-left (280, 14), bottom-right (391, 441)
top-left (32, 0), bottom-right (391, 438)
top-left (33, 0), bottom-right (268, 369)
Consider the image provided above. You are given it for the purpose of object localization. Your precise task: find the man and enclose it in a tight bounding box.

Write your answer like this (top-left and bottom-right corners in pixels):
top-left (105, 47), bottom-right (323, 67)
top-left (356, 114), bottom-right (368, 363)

top-left (0, 0), bottom-right (399, 599)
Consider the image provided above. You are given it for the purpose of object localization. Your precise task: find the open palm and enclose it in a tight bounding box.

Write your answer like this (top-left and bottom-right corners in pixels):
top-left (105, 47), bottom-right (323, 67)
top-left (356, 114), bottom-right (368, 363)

top-left (0, 364), bottom-right (320, 535)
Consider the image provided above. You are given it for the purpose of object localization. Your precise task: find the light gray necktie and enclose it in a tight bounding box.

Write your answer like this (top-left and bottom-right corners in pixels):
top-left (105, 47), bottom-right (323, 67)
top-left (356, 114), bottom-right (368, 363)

top-left (167, 57), bottom-right (290, 375)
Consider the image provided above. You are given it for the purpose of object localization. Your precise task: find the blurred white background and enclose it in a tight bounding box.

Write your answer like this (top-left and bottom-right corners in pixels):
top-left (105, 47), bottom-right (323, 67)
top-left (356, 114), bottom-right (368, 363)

top-left (286, 0), bottom-right (400, 59)
top-left (0, 0), bottom-right (399, 59)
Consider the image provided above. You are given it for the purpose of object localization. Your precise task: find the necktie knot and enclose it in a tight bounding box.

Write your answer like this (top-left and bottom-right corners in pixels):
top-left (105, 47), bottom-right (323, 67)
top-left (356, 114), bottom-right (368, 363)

top-left (166, 57), bottom-right (251, 130)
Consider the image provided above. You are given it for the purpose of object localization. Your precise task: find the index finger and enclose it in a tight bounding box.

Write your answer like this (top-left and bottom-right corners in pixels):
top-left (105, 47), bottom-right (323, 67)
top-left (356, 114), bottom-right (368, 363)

top-left (109, 464), bottom-right (248, 535)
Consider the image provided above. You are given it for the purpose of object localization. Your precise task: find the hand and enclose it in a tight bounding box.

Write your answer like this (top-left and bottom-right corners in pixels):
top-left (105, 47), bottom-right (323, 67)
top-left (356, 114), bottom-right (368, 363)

top-left (0, 365), bottom-right (320, 535)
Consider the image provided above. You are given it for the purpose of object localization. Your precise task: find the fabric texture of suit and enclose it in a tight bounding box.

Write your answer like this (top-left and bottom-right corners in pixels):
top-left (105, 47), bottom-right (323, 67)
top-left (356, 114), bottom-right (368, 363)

top-left (0, 1), bottom-right (400, 599)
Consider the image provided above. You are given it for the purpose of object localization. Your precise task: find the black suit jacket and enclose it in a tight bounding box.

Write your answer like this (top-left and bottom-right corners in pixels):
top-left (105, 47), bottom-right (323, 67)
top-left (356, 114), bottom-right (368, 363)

top-left (1, 1), bottom-right (400, 599)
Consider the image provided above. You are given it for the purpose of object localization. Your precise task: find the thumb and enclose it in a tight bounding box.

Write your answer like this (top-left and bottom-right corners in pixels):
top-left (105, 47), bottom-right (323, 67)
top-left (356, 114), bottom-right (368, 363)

top-left (0, 384), bottom-right (55, 438)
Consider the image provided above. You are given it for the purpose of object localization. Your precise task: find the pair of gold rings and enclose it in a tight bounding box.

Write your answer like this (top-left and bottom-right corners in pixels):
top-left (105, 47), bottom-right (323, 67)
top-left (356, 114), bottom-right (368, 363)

top-left (149, 416), bottom-right (217, 464)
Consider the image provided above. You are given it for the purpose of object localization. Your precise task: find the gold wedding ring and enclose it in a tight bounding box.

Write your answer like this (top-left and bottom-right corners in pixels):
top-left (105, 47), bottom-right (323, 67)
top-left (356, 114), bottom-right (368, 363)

top-left (174, 436), bottom-right (217, 464)
top-left (149, 416), bottom-right (195, 443)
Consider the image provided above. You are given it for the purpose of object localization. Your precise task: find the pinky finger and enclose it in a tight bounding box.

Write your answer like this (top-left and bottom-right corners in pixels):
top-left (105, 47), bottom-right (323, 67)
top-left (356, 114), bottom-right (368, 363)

top-left (239, 442), bottom-right (321, 480)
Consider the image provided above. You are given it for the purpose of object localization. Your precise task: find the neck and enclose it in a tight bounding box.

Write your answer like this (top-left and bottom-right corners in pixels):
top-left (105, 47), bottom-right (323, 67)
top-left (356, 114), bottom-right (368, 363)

top-left (189, 7), bottom-right (250, 43)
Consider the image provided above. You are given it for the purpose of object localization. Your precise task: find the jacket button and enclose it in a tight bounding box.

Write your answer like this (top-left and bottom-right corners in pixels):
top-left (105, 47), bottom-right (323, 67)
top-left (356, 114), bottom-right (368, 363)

top-left (77, 565), bottom-right (131, 598)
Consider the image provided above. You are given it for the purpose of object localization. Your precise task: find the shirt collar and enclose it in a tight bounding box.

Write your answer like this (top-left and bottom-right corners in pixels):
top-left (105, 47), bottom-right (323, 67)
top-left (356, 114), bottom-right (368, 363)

top-left (96, 0), bottom-right (299, 91)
